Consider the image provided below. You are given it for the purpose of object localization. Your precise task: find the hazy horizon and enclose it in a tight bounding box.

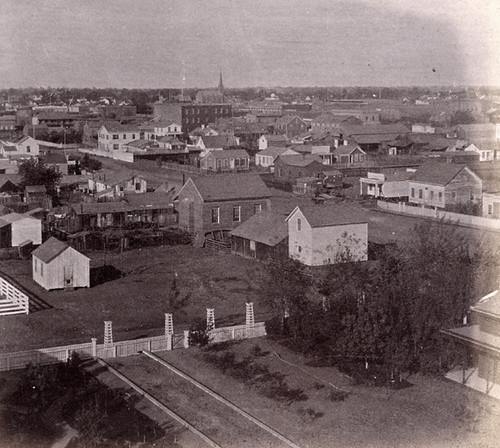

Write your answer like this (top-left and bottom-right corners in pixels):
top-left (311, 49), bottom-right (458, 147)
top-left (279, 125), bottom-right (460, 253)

top-left (1, 0), bottom-right (499, 89)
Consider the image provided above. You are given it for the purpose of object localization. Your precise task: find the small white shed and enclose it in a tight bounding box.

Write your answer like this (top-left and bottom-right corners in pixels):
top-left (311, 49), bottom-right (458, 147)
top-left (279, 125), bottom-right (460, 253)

top-left (0, 212), bottom-right (42, 247)
top-left (32, 237), bottom-right (90, 290)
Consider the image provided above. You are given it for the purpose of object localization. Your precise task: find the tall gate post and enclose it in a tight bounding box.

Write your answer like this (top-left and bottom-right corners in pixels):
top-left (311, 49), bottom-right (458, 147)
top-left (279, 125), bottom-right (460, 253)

top-left (183, 330), bottom-right (190, 348)
top-left (91, 338), bottom-right (97, 358)
top-left (207, 308), bottom-right (215, 331)
top-left (165, 313), bottom-right (173, 350)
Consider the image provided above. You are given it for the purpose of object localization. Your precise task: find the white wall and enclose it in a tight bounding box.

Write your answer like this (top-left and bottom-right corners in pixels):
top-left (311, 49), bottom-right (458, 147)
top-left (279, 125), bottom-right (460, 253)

top-left (11, 218), bottom-right (42, 246)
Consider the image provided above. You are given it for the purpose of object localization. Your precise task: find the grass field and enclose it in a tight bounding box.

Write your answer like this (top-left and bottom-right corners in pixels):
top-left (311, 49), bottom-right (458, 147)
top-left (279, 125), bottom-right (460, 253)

top-left (110, 338), bottom-right (500, 448)
top-left (0, 245), bottom-right (271, 352)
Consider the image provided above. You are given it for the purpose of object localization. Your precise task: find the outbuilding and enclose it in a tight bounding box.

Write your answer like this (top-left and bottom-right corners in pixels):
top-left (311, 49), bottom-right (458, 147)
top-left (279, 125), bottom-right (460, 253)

top-left (0, 212), bottom-right (42, 247)
top-left (32, 237), bottom-right (90, 290)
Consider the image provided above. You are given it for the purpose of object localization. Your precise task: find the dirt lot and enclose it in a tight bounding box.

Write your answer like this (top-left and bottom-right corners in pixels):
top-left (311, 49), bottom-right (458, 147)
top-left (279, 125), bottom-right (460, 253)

top-left (0, 245), bottom-right (271, 352)
top-left (108, 338), bottom-right (499, 448)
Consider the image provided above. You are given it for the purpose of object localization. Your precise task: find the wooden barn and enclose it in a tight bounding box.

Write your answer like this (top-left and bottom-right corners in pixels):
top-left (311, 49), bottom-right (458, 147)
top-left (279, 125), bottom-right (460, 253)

top-left (230, 210), bottom-right (288, 261)
top-left (32, 237), bottom-right (90, 290)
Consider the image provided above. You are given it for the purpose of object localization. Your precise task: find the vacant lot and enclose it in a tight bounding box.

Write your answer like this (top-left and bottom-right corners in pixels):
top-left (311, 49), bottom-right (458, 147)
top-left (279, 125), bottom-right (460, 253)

top-left (110, 338), bottom-right (499, 448)
top-left (0, 245), bottom-right (271, 352)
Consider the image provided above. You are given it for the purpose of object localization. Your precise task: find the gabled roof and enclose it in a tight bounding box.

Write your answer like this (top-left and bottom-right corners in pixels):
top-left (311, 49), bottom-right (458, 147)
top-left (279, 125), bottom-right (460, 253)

top-left (180, 173), bottom-right (271, 202)
top-left (0, 212), bottom-right (38, 224)
top-left (332, 143), bottom-right (365, 156)
top-left (205, 149), bottom-right (249, 159)
top-left (411, 161), bottom-right (481, 186)
top-left (257, 146), bottom-right (293, 157)
top-left (276, 115), bottom-right (305, 126)
top-left (286, 203), bottom-right (368, 227)
top-left (230, 211), bottom-right (288, 246)
top-left (101, 123), bottom-right (139, 133)
top-left (277, 154), bottom-right (323, 167)
top-left (472, 290), bottom-right (500, 318)
top-left (200, 135), bottom-right (238, 149)
top-left (32, 237), bottom-right (76, 263)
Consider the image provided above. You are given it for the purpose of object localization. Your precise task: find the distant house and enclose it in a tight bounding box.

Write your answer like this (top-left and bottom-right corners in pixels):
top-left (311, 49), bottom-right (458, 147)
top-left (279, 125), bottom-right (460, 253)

top-left (0, 212), bottom-right (42, 247)
top-left (200, 149), bottom-right (250, 172)
top-left (176, 173), bottom-right (272, 239)
top-left (195, 135), bottom-right (240, 157)
top-left (258, 134), bottom-right (288, 150)
top-left (464, 143), bottom-right (494, 162)
top-left (32, 237), bottom-right (90, 290)
top-left (141, 120), bottom-right (182, 140)
top-left (443, 290), bottom-right (500, 398)
top-left (341, 123), bottom-right (410, 152)
top-left (274, 115), bottom-right (308, 138)
top-left (88, 170), bottom-right (147, 199)
top-left (321, 169), bottom-right (344, 189)
top-left (255, 146), bottom-right (299, 169)
top-left (482, 192), bottom-right (500, 219)
top-left (273, 154), bottom-right (325, 184)
top-left (24, 185), bottom-right (50, 207)
top-left (359, 169), bottom-right (415, 199)
top-left (230, 210), bottom-right (288, 261)
top-left (332, 143), bottom-right (366, 165)
top-left (0, 136), bottom-right (39, 158)
top-left (408, 161), bottom-right (482, 208)
top-left (293, 177), bottom-right (323, 196)
top-left (98, 123), bottom-right (140, 151)
top-left (286, 204), bottom-right (368, 266)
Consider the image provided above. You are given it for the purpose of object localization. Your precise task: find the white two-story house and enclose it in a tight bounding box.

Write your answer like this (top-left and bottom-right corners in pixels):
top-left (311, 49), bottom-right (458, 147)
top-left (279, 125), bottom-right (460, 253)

top-left (98, 124), bottom-right (140, 151)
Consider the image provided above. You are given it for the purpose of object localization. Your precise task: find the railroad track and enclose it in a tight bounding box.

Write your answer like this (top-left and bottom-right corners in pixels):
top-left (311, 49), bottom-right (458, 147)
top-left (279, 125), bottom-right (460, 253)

top-left (103, 352), bottom-right (301, 448)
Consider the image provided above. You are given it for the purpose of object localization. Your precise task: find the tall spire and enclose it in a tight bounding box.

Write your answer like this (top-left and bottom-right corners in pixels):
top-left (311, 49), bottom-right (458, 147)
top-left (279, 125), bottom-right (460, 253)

top-left (218, 69), bottom-right (224, 95)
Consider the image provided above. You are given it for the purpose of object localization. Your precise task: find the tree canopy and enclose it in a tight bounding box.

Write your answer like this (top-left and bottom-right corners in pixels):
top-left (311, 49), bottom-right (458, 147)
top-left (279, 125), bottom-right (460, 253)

top-left (18, 158), bottom-right (63, 197)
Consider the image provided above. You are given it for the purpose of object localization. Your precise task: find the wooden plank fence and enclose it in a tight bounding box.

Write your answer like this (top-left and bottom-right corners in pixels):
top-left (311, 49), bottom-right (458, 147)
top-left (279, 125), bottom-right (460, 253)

top-left (0, 275), bottom-right (29, 315)
top-left (0, 323), bottom-right (267, 372)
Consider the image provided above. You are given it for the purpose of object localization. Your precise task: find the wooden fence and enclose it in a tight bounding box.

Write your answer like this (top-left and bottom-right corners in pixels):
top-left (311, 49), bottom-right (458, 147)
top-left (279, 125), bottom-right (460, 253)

top-left (0, 275), bottom-right (29, 315)
top-left (377, 200), bottom-right (500, 231)
top-left (0, 322), bottom-right (267, 372)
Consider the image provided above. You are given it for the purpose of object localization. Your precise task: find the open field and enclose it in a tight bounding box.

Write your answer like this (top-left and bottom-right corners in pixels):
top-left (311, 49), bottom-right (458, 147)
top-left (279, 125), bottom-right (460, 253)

top-left (0, 246), bottom-right (271, 353)
top-left (107, 338), bottom-right (500, 448)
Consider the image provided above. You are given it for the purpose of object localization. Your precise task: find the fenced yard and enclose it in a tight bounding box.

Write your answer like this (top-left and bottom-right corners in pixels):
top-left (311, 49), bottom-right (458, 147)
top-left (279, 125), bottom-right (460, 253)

top-left (0, 322), bottom-right (267, 371)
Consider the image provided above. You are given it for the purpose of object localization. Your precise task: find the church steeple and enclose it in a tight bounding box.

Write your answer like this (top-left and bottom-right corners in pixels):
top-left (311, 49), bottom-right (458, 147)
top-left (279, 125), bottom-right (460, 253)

top-left (218, 70), bottom-right (224, 94)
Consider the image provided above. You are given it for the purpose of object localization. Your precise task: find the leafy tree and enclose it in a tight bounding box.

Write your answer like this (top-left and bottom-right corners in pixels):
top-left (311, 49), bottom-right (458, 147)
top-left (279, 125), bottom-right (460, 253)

top-left (18, 158), bottom-right (62, 198)
top-left (79, 154), bottom-right (102, 172)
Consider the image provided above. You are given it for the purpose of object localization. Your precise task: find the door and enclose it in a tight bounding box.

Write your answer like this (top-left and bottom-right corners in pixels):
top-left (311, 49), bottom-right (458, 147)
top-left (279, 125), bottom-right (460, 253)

top-left (64, 265), bottom-right (73, 288)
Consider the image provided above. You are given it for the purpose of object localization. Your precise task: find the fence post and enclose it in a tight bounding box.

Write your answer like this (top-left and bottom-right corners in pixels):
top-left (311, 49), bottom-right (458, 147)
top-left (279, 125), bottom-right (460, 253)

top-left (91, 338), bottom-right (97, 358)
top-left (104, 321), bottom-right (113, 347)
top-left (165, 313), bottom-right (174, 336)
top-left (207, 308), bottom-right (215, 330)
top-left (183, 330), bottom-right (190, 348)
top-left (246, 302), bottom-right (255, 326)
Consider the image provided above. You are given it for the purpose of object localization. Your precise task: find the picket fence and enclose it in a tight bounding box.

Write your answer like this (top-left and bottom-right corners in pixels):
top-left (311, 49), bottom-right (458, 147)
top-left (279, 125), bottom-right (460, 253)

top-left (377, 200), bottom-right (500, 231)
top-left (0, 275), bottom-right (29, 315)
top-left (0, 322), bottom-right (267, 372)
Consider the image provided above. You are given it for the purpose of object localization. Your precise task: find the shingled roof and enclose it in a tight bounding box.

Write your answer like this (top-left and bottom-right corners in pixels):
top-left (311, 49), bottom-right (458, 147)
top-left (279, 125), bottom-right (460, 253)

top-left (183, 173), bottom-right (271, 202)
top-left (287, 203), bottom-right (368, 227)
top-left (230, 211), bottom-right (288, 246)
top-left (32, 237), bottom-right (74, 263)
top-left (412, 161), bottom-right (481, 186)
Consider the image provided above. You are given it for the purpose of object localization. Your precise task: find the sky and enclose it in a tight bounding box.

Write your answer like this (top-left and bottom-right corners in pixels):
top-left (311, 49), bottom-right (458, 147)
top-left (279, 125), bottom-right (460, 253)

top-left (1, 0), bottom-right (499, 89)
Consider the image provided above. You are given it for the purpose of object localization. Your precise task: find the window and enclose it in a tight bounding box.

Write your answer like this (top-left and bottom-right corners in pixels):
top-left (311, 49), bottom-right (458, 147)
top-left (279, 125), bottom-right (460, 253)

top-left (27, 146), bottom-right (31, 153)
top-left (430, 191), bottom-right (434, 200)
top-left (40, 263), bottom-right (43, 277)
top-left (123, 134), bottom-right (126, 139)
top-left (132, 134), bottom-right (135, 139)
top-left (113, 144), bottom-right (119, 150)
top-left (254, 204), bottom-right (262, 214)
top-left (418, 189), bottom-right (423, 199)
top-left (34, 259), bottom-right (37, 273)
top-left (211, 207), bottom-right (220, 224)
top-left (297, 218), bottom-right (301, 231)
top-left (113, 134), bottom-right (119, 139)
top-left (439, 191), bottom-right (443, 202)
top-left (488, 204), bottom-right (493, 215)
top-left (233, 206), bottom-right (241, 222)
top-left (452, 192), bottom-right (457, 202)
top-left (135, 182), bottom-right (141, 191)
